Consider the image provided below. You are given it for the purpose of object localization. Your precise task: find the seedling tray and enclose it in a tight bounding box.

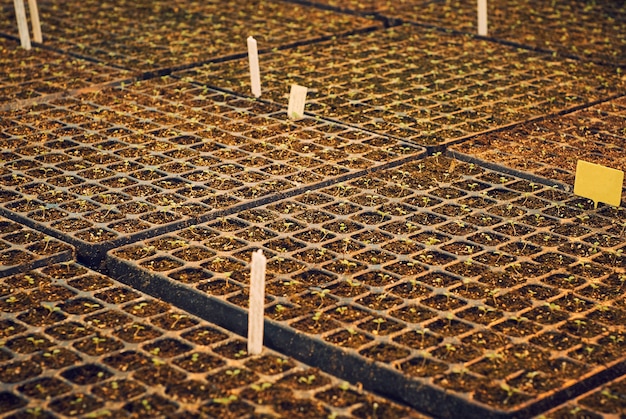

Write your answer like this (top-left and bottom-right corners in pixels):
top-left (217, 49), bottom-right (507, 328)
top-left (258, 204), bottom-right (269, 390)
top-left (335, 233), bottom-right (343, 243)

top-left (0, 216), bottom-right (73, 278)
top-left (542, 374), bottom-right (626, 418)
top-left (0, 0), bottom-right (380, 72)
top-left (379, 0), bottom-right (626, 65)
top-left (177, 24), bottom-right (626, 147)
top-left (0, 77), bottom-right (424, 263)
top-left (107, 155), bottom-right (626, 418)
top-left (0, 37), bottom-right (131, 109)
top-left (450, 97), bottom-right (626, 202)
top-left (283, 0), bottom-right (626, 66)
top-left (0, 261), bottom-right (424, 418)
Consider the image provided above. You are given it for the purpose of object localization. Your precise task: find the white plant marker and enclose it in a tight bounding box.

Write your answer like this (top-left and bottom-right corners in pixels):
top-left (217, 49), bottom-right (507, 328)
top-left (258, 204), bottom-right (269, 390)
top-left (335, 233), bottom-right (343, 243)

top-left (477, 0), bottom-right (488, 36)
top-left (13, 0), bottom-right (31, 50)
top-left (287, 84), bottom-right (308, 120)
top-left (247, 249), bottom-right (266, 355)
top-left (247, 36), bottom-right (261, 98)
top-left (27, 0), bottom-right (42, 43)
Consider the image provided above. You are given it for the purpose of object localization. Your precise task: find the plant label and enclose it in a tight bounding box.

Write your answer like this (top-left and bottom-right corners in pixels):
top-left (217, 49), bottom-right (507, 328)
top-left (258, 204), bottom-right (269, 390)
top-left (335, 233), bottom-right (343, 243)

top-left (477, 0), bottom-right (488, 36)
top-left (247, 249), bottom-right (266, 355)
top-left (13, 0), bottom-right (31, 50)
top-left (574, 160), bottom-right (624, 209)
top-left (247, 36), bottom-right (261, 98)
top-left (287, 84), bottom-right (308, 120)
top-left (28, 0), bottom-right (42, 43)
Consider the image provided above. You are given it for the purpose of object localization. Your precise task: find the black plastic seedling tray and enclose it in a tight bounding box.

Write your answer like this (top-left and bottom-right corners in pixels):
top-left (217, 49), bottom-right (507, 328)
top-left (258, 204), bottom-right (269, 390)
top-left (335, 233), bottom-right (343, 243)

top-left (0, 261), bottom-right (424, 418)
top-left (0, 0), bottom-right (381, 72)
top-left (0, 215), bottom-right (73, 278)
top-left (541, 374), bottom-right (626, 418)
top-left (450, 97), bottom-right (626, 202)
top-left (0, 77), bottom-right (424, 264)
top-left (107, 155), bottom-right (626, 418)
top-left (379, 0), bottom-right (626, 66)
top-left (177, 24), bottom-right (626, 147)
top-left (0, 38), bottom-right (132, 109)
top-left (294, 0), bottom-right (626, 67)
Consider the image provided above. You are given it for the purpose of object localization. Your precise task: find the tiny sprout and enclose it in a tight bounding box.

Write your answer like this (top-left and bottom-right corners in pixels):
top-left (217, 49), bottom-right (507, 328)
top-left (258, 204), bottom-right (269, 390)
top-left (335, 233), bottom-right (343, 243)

top-left (335, 306), bottom-right (348, 315)
top-left (372, 317), bottom-right (386, 335)
top-left (251, 382), bottom-right (272, 392)
top-left (151, 357), bottom-right (165, 366)
top-left (601, 388), bottom-right (619, 400)
top-left (338, 381), bottom-right (350, 391)
top-left (212, 395), bottom-right (237, 405)
top-left (298, 375), bottom-right (316, 385)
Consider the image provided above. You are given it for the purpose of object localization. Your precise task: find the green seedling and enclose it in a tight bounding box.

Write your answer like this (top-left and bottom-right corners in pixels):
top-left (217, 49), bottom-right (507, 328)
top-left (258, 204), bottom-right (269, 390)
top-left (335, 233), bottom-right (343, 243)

top-left (141, 399), bottom-right (152, 411)
top-left (212, 395), bottom-right (237, 405)
top-left (573, 319), bottom-right (586, 333)
top-left (486, 352), bottom-right (504, 363)
top-left (250, 382), bottom-right (272, 392)
top-left (42, 349), bottom-right (60, 358)
top-left (311, 288), bottom-right (330, 308)
top-left (372, 318), bottom-right (386, 335)
top-left (151, 358), bottom-right (165, 366)
top-left (298, 375), bottom-right (316, 385)
top-left (42, 303), bottom-right (60, 317)
top-left (26, 337), bottom-right (44, 346)
top-left (335, 306), bottom-right (348, 316)
top-left (170, 313), bottom-right (188, 328)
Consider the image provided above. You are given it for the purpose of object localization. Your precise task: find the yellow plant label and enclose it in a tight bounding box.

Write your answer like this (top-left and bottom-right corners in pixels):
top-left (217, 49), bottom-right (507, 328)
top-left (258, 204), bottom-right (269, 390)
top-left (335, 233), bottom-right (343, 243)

top-left (574, 160), bottom-right (624, 209)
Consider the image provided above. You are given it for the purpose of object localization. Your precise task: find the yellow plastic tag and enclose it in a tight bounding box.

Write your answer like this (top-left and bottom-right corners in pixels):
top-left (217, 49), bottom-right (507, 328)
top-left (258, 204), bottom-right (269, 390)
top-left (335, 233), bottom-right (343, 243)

top-left (574, 160), bottom-right (624, 209)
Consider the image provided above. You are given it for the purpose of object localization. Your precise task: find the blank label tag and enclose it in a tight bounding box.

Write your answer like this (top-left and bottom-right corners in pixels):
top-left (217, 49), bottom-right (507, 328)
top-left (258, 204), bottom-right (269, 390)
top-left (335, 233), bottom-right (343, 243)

top-left (247, 36), bottom-right (261, 98)
top-left (287, 84), bottom-right (307, 120)
top-left (477, 0), bottom-right (488, 36)
top-left (574, 160), bottom-right (624, 208)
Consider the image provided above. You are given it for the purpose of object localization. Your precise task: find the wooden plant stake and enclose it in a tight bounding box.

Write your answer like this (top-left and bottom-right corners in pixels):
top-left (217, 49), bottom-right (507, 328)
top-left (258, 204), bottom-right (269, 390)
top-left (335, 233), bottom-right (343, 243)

top-left (247, 249), bottom-right (266, 355)
top-left (287, 84), bottom-right (307, 120)
top-left (247, 36), bottom-right (261, 98)
top-left (574, 160), bottom-right (624, 209)
top-left (477, 0), bottom-right (488, 36)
